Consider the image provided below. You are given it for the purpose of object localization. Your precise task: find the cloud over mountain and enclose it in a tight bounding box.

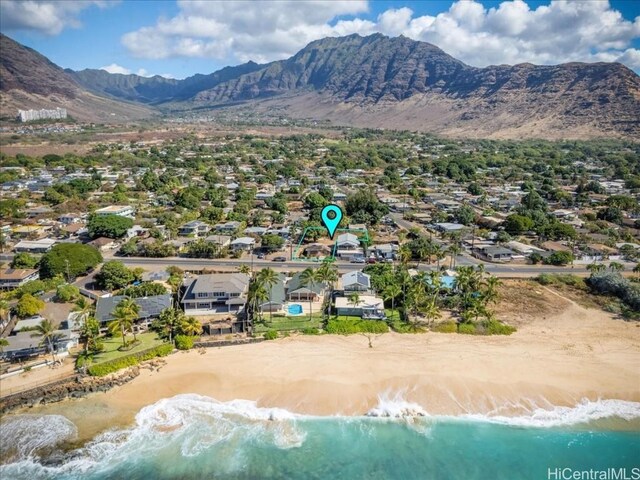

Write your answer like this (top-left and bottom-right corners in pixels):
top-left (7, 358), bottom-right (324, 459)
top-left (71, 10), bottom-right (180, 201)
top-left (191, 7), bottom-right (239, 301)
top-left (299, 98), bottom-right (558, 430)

top-left (120, 0), bottom-right (640, 71)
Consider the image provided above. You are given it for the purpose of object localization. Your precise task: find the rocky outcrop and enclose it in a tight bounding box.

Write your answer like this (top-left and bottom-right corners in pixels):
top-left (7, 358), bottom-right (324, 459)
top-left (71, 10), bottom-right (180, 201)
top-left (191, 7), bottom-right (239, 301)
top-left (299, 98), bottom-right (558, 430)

top-left (0, 368), bottom-right (140, 414)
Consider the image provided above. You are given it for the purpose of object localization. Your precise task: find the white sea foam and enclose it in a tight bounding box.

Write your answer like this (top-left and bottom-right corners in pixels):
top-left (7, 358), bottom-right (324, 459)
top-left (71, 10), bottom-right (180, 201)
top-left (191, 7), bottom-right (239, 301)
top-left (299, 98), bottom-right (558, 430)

top-left (366, 390), bottom-right (430, 418)
top-left (365, 392), bottom-right (640, 428)
top-left (0, 415), bottom-right (77, 460)
top-left (462, 398), bottom-right (640, 428)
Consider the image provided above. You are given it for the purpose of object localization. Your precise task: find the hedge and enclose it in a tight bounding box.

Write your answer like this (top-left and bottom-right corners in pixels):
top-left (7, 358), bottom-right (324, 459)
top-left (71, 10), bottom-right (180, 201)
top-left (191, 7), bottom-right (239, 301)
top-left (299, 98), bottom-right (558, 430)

top-left (458, 323), bottom-right (477, 335)
top-left (86, 344), bottom-right (173, 376)
top-left (325, 318), bottom-right (388, 334)
top-left (175, 335), bottom-right (194, 350)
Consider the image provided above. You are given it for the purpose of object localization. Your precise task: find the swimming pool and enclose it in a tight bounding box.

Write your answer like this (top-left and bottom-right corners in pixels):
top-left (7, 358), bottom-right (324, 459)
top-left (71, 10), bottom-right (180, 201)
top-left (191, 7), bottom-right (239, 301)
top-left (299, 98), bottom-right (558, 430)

top-left (287, 304), bottom-right (303, 315)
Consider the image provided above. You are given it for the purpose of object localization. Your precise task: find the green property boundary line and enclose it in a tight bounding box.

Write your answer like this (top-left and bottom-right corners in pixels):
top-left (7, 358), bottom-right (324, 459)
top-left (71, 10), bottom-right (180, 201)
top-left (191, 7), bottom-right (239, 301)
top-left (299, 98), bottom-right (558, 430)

top-left (292, 227), bottom-right (369, 263)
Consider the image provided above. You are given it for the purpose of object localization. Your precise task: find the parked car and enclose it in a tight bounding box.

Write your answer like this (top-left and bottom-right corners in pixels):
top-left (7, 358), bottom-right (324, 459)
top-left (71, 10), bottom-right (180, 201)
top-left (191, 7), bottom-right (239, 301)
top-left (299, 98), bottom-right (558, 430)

top-left (257, 253), bottom-right (265, 259)
top-left (350, 257), bottom-right (365, 264)
top-left (273, 256), bottom-right (287, 262)
top-left (367, 258), bottom-right (377, 264)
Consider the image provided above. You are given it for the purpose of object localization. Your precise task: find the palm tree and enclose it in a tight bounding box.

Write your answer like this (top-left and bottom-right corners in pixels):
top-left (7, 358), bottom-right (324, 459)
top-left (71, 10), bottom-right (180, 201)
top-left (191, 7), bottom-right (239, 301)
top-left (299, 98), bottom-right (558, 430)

top-left (482, 276), bottom-right (502, 306)
top-left (237, 265), bottom-right (251, 275)
top-left (248, 281), bottom-right (269, 324)
top-left (317, 260), bottom-right (338, 319)
top-left (434, 244), bottom-right (445, 269)
top-left (447, 244), bottom-right (462, 269)
top-left (257, 268), bottom-right (279, 323)
top-left (608, 262), bottom-right (624, 272)
top-left (299, 268), bottom-right (318, 322)
top-left (383, 284), bottom-right (401, 321)
top-left (423, 298), bottom-right (441, 327)
top-left (72, 298), bottom-right (94, 334)
top-left (347, 292), bottom-right (362, 319)
top-left (155, 307), bottom-right (183, 344)
top-left (79, 316), bottom-right (100, 355)
top-left (179, 316), bottom-right (203, 336)
top-left (398, 244), bottom-right (412, 266)
top-left (31, 318), bottom-right (62, 363)
top-left (109, 298), bottom-right (139, 347)
top-left (586, 263), bottom-right (606, 275)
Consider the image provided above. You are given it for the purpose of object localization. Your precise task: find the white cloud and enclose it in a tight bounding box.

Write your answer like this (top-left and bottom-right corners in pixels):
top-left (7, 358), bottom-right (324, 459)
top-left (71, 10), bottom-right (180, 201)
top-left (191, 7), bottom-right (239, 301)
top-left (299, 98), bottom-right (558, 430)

top-left (120, 0), bottom-right (640, 72)
top-left (0, 0), bottom-right (117, 35)
top-left (100, 64), bottom-right (172, 78)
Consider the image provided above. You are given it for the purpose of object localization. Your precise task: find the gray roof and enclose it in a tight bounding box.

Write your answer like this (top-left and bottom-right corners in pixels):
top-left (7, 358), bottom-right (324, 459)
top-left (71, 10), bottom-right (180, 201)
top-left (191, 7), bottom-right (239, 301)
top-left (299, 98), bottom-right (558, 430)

top-left (182, 273), bottom-right (250, 300)
top-left (336, 233), bottom-right (359, 245)
top-left (230, 237), bottom-right (256, 246)
top-left (287, 272), bottom-right (326, 295)
top-left (342, 271), bottom-right (371, 288)
top-left (95, 294), bottom-right (173, 323)
top-left (259, 273), bottom-right (287, 306)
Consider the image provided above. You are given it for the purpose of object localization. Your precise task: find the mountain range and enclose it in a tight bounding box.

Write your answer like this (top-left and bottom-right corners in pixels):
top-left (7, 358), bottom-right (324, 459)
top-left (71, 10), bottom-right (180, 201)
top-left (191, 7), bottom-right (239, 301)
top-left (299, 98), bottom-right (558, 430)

top-left (2, 32), bottom-right (639, 139)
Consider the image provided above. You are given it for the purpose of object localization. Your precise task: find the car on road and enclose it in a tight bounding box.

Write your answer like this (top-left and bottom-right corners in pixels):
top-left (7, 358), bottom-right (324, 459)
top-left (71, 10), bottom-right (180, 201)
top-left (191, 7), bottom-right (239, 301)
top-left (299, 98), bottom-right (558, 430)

top-left (257, 253), bottom-right (265, 259)
top-left (272, 256), bottom-right (287, 262)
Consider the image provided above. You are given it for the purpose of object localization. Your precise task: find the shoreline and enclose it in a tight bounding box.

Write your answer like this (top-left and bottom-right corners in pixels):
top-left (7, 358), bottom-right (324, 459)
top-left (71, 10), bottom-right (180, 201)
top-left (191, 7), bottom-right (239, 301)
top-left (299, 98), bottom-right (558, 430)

top-left (13, 298), bottom-right (640, 442)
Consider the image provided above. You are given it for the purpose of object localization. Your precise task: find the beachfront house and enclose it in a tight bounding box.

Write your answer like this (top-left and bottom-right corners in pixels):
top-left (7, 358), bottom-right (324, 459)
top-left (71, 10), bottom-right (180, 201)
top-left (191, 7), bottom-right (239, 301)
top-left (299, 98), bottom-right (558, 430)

top-left (335, 294), bottom-right (386, 319)
top-left (181, 273), bottom-right (250, 314)
top-left (257, 273), bottom-right (287, 315)
top-left (95, 294), bottom-right (173, 325)
top-left (286, 272), bottom-right (326, 302)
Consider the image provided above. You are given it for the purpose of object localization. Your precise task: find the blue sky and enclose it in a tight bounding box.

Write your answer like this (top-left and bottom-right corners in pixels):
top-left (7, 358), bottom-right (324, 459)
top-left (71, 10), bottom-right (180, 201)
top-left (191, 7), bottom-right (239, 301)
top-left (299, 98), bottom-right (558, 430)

top-left (2, 0), bottom-right (639, 79)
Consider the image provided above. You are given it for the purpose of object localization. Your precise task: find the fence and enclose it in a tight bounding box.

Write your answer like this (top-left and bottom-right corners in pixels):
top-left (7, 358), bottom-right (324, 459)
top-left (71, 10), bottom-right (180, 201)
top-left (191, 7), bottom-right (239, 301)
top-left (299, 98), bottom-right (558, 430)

top-left (0, 370), bottom-right (77, 398)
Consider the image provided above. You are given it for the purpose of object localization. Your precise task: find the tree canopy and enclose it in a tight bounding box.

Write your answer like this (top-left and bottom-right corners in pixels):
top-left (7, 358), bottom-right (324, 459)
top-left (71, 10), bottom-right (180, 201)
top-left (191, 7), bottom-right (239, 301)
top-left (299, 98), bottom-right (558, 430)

top-left (40, 244), bottom-right (102, 280)
top-left (88, 214), bottom-right (134, 239)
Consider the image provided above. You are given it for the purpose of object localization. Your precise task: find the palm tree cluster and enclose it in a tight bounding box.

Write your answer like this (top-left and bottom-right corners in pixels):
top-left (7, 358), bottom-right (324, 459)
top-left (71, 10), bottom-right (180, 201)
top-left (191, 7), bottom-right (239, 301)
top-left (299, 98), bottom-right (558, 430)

top-left (151, 307), bottom-right (202, 344)
top-left (108, 297), bottom-right (141, 349)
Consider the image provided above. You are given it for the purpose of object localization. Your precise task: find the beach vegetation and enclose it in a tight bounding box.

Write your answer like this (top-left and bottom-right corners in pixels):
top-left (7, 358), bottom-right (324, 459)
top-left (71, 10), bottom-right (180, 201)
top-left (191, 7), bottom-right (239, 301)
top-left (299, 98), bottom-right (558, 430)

top-left (325, 318), bottom-right (388, 334)
top-left (264, 330), bottom-right (278, 340)
top-left (175, 335), bottom-right (194, 350)
top-left (458, 323), bottom-right (476, 334)
top-left (84, 344), bottom-right (173, 376)
top-left (432, 321), bottom-right (457, 333)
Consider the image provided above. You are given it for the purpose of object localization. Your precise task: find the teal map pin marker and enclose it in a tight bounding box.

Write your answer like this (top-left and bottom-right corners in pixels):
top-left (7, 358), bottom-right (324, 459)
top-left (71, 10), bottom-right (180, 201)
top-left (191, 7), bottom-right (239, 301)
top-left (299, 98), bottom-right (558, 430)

top-left (321, 204), bottom-right (343, 239)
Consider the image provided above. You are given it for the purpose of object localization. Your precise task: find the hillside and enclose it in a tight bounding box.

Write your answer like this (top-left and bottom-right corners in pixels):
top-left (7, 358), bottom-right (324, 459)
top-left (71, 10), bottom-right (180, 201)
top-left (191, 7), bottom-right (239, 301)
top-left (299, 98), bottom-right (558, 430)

top-left (0, 34), bottom-right (155, 122)
top-left (69, 61), bottom-right (264, 104)
top-left (182, 34), bottom-right (640, 139)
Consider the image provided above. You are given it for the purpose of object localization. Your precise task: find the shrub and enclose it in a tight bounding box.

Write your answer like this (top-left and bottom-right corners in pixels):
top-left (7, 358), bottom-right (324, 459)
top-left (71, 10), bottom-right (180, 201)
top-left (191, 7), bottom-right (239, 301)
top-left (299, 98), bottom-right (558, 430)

top-left (264, 330), bottom-right (278, 340)
top-left (56, 284), bottom-right (80, 302)
top-left (485, 321), bottom-right (516, 335)
top-left (325, 318), bottom-right (388, 334)
top-left (458, 323), bottom-right (477, 335)
top-left (86, 344), bottom-right (173, 376)
top-left (535, 274), bottom-right (584, 289)
top-left (432, 321), bottom-right (457, 333)
top-left (302, 328), bottom-right (320, 335)
top-left (174, 335), bottom-right (194, 350)
top-left (543, 251), bottom-right (573, 266)
top-left (390, 321), bottom-right (424, 333)
top-left (587, 272), bottom-right (640, 312)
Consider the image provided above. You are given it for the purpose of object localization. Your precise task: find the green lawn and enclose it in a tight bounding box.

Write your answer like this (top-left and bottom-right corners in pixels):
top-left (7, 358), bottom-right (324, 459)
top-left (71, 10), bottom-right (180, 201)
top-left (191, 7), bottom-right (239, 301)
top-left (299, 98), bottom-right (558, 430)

top-left (83, 332), bottom-right (165, 365)
top-left (254, 315), bottom-right (323, 333)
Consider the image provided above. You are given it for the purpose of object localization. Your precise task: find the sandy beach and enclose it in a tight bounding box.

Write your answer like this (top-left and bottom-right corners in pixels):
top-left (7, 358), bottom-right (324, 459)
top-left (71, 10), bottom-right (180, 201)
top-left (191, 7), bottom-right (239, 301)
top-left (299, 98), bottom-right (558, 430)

top-left (21, 288), bottom-right (640, 441)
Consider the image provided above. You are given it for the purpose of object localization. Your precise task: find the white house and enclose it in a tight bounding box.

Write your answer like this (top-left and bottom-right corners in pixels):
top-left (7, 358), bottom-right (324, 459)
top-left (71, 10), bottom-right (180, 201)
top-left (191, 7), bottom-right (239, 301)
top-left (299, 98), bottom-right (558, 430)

top-left (95, 205), bottom-right (135, 218)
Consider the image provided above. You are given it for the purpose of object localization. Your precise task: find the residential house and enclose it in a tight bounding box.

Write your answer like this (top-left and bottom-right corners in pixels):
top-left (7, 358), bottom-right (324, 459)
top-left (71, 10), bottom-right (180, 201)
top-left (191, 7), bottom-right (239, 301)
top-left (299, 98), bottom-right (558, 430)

top-left (303, 243), bottom-right (332, 258)
top-left (59, 213), bottom-right (84, 225)
top-left (341, 271), bottom-right (371, 292)
top-left (95, 294), bottom-right (173, 325)
top-left (474, 245), bottom-right (515, 262)
top-left (433, 223), bottom-right (466, 234)
top-left (181, 273), bottom-right (250, 314)
top-left (0, 268), bottom-right (39, 290)
top-left (335, 294), bottom-right (386, 319)
top-left (204, 234), bottom-right (232, 249)
top-left (258, 274), bottom-right (287, 314)
top-left (88, 237), bottom-right (117, 252)
top-left (230, 237), bottom-right (256, 252)
top-left (371, 244), bottom-right (398, 260)
top-left (179, 220), bottom-right (211, 238)
top-left (95, 205), bottom-right (135, 218)
top-left (13, 238), bottom-right (56, 253)
top-left (214, 221), bottom-right (242, 234)
top-left (286, 272), bottom-right (326, 302)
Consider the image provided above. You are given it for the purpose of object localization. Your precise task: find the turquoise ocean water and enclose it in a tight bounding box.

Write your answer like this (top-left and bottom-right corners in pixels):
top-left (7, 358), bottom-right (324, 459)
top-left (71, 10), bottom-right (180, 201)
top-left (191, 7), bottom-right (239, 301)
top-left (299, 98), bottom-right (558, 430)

top-left (1, 394), bottom-right (639, 480)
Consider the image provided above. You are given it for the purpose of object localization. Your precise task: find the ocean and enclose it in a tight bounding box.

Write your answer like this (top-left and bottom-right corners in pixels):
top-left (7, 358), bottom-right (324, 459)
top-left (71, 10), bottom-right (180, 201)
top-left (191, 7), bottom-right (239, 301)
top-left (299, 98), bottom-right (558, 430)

top-left (1, 394), bottom-right (639, 480)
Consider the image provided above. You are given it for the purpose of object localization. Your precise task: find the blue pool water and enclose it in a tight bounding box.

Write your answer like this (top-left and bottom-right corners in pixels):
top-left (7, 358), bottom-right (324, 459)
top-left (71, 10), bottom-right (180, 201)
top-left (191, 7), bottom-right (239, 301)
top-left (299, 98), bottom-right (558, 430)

top-left (287, 304), bottom-right (303, 315)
